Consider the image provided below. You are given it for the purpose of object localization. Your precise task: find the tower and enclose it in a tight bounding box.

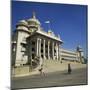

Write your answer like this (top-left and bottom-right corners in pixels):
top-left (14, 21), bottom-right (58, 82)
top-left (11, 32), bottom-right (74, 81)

top-left (76, 45), bottom-right (84, 63)
top-left (14, 20), bottom-right (29, 66)
top-left (12, 12), bottom-right (41, 67)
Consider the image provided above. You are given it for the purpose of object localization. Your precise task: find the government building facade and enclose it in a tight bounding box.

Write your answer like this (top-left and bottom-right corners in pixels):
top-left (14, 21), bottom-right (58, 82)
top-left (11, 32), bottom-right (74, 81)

top-left (12, 12), bottom-right (84, 67)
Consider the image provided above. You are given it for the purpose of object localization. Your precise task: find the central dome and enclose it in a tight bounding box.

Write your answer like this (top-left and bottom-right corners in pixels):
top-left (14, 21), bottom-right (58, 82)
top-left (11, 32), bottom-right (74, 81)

top-left (27, 12), bottom-right (41, 26)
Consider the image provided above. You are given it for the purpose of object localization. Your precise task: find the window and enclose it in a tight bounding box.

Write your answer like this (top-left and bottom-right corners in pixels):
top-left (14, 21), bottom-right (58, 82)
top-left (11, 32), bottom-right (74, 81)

top-left (41, 44), bottom-right (43, 47)
top-left (32, 48), bottom-right (35, 51)
top-left (32, 41), bottom-right (35, 45)
top-left (41, 49), bottom-right (43, 52)
top-left (32, 54), bottom-right (35, 59)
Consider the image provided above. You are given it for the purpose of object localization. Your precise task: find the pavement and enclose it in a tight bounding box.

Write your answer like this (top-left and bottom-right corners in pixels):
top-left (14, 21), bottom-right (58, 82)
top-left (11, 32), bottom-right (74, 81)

top-left (11, 66), bottom-right (87, 89)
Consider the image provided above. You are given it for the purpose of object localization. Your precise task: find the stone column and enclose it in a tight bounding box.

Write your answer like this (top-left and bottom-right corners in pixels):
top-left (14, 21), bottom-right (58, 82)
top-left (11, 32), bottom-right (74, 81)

top-left (58, 43), bottom-right (60, 60)
top-left (52, 42), bottom-right (54, 60)
top-left (29, 41), bottom-right (32, 68)
top-left (58, 43), bottom-right (61, 61)
top-left (43, 39), bottom-right (46, 59)
top-left (39, 38), bottom-right (41, 58)
top-left (30, 41), bottom-right (32, 60)
top-left (36, 38), bottom-right (39, 57)
top-left (56, 43), bottom-right (58, 60)
top-left (48, 40), bottom-right (50, 60)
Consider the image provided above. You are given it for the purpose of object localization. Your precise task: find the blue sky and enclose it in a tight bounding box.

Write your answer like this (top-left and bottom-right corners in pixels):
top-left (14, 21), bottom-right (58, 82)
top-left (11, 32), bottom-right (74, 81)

top-left (12, 1), bottom-right (87, 57)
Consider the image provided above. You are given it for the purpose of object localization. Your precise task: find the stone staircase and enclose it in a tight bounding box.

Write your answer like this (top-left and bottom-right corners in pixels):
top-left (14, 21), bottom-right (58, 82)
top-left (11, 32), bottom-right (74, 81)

top-left (42, 59), bottom-right (86, 73)
top-left (12, 59), bottom-right (86, 77)
top-left (43, 59), bottom-right (67, 73)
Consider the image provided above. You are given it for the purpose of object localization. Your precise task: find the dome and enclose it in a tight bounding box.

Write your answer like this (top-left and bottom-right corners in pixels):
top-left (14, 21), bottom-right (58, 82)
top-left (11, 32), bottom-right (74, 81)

top-left (27, 18), bottom-right (40, 25)
top-left (18, 20), bottom-right (28, 26)
top-left (48, 30), bottom-right (52, 35)
top-left (76, 45), bottom-right (82, 52)
top-left (48, 30), bottom-right (52, 33)
top-left (27, 12), bottom-right (41, 26)
top-left (17, 20), bottom-right (28, 26)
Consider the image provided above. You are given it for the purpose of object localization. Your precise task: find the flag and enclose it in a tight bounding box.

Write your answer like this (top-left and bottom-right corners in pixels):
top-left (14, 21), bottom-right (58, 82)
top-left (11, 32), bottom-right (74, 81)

top-left (45, 21), bottom-right (50, 23)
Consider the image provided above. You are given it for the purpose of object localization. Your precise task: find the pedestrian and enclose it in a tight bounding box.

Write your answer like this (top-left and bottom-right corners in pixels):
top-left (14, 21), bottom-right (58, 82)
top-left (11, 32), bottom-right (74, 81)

top-left (38, 64), bottom-right (45, 76)
top-left (68, 63), bottom-right (72, 74)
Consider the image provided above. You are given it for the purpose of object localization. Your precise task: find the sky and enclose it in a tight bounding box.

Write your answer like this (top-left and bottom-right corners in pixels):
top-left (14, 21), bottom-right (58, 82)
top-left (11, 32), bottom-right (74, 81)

top-left (12, 0), bottom-right (87, 57)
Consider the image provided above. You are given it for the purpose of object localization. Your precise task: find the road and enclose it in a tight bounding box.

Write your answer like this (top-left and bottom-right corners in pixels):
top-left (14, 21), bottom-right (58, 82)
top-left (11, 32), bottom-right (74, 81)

top-left (11, 67), bottom-right (87, 89)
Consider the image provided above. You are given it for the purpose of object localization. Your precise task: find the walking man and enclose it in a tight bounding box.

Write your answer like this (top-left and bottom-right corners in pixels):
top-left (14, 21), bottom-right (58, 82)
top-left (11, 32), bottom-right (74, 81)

top-left (68, 63), bottom-right (72, 74)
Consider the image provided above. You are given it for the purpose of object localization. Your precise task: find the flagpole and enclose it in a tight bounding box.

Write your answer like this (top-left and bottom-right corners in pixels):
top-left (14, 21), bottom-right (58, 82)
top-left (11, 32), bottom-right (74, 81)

top-left (45, 21), bottom-right (51, 30)
top-left (48, 22), bottom-right (51, 30)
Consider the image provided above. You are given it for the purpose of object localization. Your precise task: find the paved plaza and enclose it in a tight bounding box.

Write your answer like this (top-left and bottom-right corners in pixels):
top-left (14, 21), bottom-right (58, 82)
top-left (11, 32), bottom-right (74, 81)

top-left (11, 65), bottom-right (87, 89)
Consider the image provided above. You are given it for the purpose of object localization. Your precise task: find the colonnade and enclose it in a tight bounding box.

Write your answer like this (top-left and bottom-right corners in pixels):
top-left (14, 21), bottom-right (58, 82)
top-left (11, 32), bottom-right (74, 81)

top-left (35, 38), bottom-right (60, 60)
